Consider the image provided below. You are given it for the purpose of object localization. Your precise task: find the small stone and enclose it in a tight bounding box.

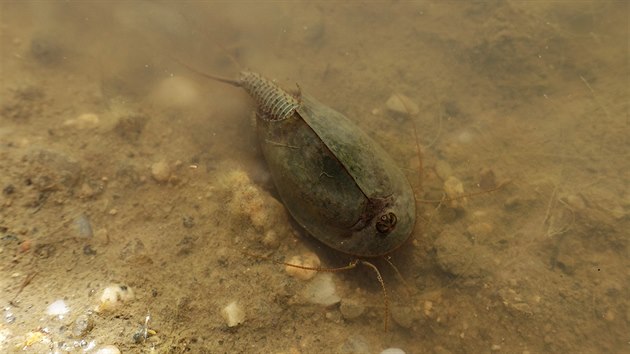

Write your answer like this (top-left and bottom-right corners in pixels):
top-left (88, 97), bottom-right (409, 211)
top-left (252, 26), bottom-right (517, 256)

top-left (380, 349), bottom-right (406, 354)
top-left (435, 160), bottom-right (453, 180)
top-left (423, 301), bottom-right (433, 317)
top-left (74, 213), bottom-right (94, 238)
top-left (95, 345), bottom-right (121, 354)
top-left (83, 244), bottom-right (97, 255)
top-left (340, 299), bottom-right (365, 320)
top-left (71, 313), bottom-right (94, 338)
top-left (478, 167), bottom-right (496, 190)
top-left (302, 273), bottom-right (340, 306)
top-left (63, 113), bottom-right (100, 129)
top-left (340, 334), bottom-right (370, 354)
top-left (391, 306), bottom-right (415, 328)
top-left (443, 176), bottom-right (467, 209)
top-left (4, 307), bottom-right (16, 324)
top-left (285, 252), bottom-right (320, 280)
top-left (79, 183), bottom-right (96, 198)
top-left (151, 160), bottom-right (171, 182)
top-left (604, 308), bottom-right (615, 322)
top-left (46, 299), bottom-right (69, 317)
top-left (114, 114), bottom-right (149, 142)
top-left (182, 216), bottom-right (195, 228)
top-left (262, 230), bottom-right (279, 249)
top-left (96, 284), bottom-right (134, 313)
top-left (491, 344), bottom-right (501, 351)
top-left (221, 301), bottom-right (245, 327)
top-left (386, 93), bottom-right (419, 115)
top-left (434, 229), bottom-right (483, 278)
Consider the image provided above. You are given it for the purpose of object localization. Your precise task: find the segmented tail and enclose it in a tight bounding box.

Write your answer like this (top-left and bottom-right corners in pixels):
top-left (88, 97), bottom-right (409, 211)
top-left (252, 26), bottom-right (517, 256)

top-left (240, 72), bottom-right (299, 121)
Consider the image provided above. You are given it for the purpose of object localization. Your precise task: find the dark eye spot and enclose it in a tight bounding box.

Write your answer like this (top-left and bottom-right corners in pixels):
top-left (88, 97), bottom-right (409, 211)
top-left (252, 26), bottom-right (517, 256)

top-left (375, 212), bottom-right (397, 236)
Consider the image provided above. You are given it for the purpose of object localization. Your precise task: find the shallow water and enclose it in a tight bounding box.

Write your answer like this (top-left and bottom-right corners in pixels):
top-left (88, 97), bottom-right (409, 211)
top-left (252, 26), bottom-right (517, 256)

top-left (1, 2), bottom-right (628, 353)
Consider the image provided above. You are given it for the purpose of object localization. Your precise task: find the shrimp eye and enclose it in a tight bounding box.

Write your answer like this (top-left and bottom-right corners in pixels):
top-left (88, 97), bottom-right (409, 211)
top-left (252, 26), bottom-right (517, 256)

top-left (375, 212), bottom-right (397, 236)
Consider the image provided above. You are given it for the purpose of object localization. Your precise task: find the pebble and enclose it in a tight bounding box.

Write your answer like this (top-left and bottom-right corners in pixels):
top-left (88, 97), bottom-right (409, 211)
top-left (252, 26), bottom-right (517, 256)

top-left (285, 252), bottom-right (320, 280)
top-left (340, 334), bottom-right (370, 354)
top-left (63, 113), bottom-right (100, 129)
top-left (71, 313), bottom-right (94, 338)
top-left (221, 301), bottom-right (245, 327)
top-left (423, 301), bottom-right (434, 317)
top-left (443, 176), bottom-right (467, 209)
top-left (302, 273), bottom-right (340, 306)
top-left (434, 229), bottom-right (481, 278)
top-left (339, 299), bottom-right (365, 320)
top-left (74, 213), bottom-right (94, 238)
top-left (46, 299), bottom-right (69, 317)
top-left (95, 345), bottom-right (121, 354)
top-left (380, 349), bottom-right (406, 354)
top-left (391, 305), bottom-right (415, 328)
top-left (114, 114), bottom-right (149, 142)
top-left (604, 308), bottom-right (615, 322)
top-left (435, 160), bottom-right (453, 180)
top-left (151, 160), bottom-right (171, 182)
top-left (225, 169), bottom-right (277, 231)
top-left (478, 167), bottom-right (497, 190)
top-left (262, 230), bottom-right (279, 249)
top-left (385, 93), bottom-right (419, 115)
top-left (96, 284), bottom-right (134, 313)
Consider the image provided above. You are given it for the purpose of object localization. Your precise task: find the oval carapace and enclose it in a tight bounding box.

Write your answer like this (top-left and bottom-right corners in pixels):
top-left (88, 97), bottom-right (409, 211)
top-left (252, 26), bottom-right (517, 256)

top-left (238, 71), bottom-right (416, 257)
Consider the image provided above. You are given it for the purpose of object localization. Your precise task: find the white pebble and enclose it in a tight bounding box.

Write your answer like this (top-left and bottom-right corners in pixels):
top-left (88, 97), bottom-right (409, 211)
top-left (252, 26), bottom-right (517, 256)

top-left (46, 299), bottom-right (69, 317)
top-left (386, 93), bottom-right (419, 115)
top-left (63, 113), bottom-right (100, 129)
top-left (151, 160), bottom-right (171, 182)
top-left (96, 284), bottom-right (134, 313)
top-left (285, 252), bottom-right (320, 280)
top-left (302, 273), bottom-right (340, 306)
top-left (381, 349), bottom-right (406, 354)
top-left (221, 301), bottom-right (245, 327)
top-left (95, 345), bottom-right (121, 354)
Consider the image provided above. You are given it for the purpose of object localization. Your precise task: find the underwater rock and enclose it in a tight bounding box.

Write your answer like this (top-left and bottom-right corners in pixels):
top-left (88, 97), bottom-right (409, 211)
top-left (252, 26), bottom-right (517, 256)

top-left (95, 345), bottom-right (121, 354)
top-left (63, 113), bottom-right (100, 129)
top-left (302, 273), bottom-right (340, 306)
top-left (340, 299), bottom-right (365, 320)
top-left (443, 176), bottom-right (468, 209)
top-left (151, 160), bottom-right (172, 183)
top-left (285, 252), bottom-right (320, 281)
top-left (221, 301), bottom-right (245, 327)
top-left (386, 93), bottom-right (419, 115)
top-left (96, 284), bottom-right (134, 313)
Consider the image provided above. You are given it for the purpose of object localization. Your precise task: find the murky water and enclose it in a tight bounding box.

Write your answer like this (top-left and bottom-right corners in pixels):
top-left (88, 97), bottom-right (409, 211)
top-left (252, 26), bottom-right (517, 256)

top-left (1, 2), bottom-right (628, 353)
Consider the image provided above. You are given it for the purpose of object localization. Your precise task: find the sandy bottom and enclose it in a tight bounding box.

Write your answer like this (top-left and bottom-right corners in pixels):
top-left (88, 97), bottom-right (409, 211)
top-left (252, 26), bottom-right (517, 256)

top-left (1, 2), bottom-right (628, 353)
